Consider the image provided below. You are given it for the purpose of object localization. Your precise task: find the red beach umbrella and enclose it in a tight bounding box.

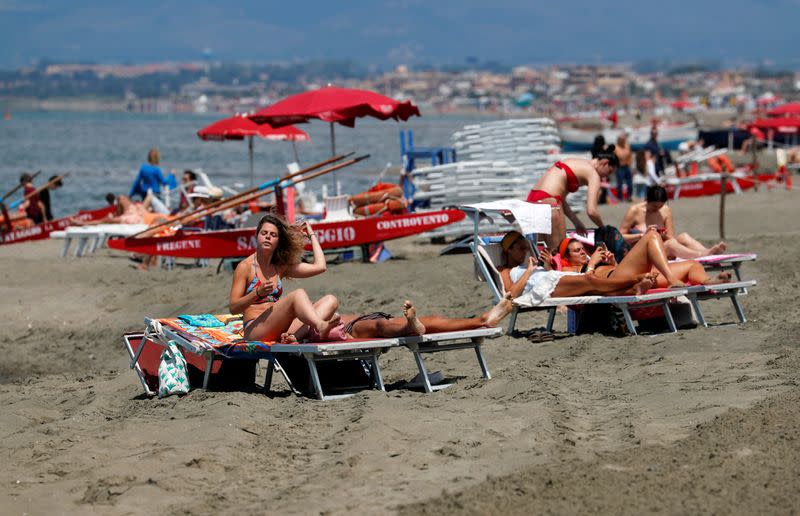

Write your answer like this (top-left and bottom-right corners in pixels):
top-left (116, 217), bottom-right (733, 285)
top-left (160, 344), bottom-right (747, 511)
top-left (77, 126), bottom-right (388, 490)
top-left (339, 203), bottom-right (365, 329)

top-left (749, 117), bottom-right (800, 134)
top-left (767, 102), bottom-right (800, 117)
top-left (249, 86), bottom-right (420, 191)
top-left (198, 114), bottom-right (310, 186)
top-left (670, 100), bottom-right (694, 110)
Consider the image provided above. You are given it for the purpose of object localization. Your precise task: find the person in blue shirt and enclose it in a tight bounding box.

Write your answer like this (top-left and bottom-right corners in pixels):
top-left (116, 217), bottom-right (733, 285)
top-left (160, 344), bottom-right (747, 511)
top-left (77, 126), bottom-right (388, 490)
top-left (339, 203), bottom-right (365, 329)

top-left (129, 148), bottom-right (176, 200)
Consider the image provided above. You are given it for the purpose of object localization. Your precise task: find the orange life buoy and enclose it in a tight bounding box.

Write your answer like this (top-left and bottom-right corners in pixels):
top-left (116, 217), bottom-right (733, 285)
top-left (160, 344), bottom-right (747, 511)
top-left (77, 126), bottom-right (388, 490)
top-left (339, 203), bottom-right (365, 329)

top-left (352, 198), bottom-right (407, 217)
top-left (349, 185), bottom-right (403, 207)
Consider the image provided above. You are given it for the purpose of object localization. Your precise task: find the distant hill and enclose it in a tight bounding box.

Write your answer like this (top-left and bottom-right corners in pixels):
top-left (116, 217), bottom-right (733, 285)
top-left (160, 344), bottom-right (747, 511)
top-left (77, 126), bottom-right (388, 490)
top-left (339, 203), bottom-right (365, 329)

top-left (1, 0), bottom-right (799, 68)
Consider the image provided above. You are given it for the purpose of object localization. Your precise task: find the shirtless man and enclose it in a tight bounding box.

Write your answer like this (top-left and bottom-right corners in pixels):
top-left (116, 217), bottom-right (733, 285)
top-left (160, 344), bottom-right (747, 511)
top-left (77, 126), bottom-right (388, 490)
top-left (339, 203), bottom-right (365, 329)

top-left (619, 185), bottom-right (726, 259)
top-left (614, 133), bottom-right (633, 201)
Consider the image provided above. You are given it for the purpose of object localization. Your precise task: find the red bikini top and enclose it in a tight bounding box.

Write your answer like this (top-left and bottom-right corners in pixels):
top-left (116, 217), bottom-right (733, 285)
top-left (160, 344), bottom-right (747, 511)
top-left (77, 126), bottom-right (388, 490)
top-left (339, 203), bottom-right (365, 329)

top-left (554, 161), bottom-right (580, 193)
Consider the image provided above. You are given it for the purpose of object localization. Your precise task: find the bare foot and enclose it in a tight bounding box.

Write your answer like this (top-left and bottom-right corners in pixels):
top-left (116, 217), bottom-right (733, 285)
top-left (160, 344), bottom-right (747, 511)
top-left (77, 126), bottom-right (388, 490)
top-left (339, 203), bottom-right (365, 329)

top-left (703, 271), bottom-right (733, 285)
top-left (316, 313), bottom-right (342, 341)
top-left (633, 275), bottom-right (654, 295)
top-left (709, 242), bottom-right (727, 255)
top-left (279, 333), bottom-right (298, 344)
top-left (482, 294), bottom-right (514, 327)
top-left (402, 300), bottom-right (426, 336)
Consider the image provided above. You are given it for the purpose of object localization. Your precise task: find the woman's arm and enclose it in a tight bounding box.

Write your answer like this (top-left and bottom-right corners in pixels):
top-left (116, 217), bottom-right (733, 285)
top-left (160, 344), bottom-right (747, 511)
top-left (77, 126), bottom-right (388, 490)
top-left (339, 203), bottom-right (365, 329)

top-left (562, 201), bottom-right (587, 234)
top-left (583, 172), bottom-right (605, 228)
top-left (499, 257), bottom-right (536, 298)
top-left (284, 221), bottom-right (327, 279)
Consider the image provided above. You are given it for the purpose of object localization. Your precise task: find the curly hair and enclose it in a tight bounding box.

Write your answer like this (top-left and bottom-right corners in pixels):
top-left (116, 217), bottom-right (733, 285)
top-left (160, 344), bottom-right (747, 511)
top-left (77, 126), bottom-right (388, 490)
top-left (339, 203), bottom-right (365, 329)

top-left (255, 214), bottom-right (305, 272)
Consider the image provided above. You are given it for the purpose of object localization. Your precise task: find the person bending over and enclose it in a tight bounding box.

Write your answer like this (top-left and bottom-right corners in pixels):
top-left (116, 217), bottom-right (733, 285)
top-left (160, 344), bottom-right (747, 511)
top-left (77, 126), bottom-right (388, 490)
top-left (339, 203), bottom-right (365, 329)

top-left (619, 185), bottom-right (726, 258)
top-left (526, 150), bottom-right (619, 250)
top-left (230, 215), bottom-right (340, 342)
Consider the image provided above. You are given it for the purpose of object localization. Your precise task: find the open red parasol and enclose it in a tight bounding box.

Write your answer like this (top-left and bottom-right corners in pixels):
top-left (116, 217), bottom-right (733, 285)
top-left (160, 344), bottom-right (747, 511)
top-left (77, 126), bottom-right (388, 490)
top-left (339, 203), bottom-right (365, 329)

top-left (766, 102), bottom-right (800, 117)
top-left (197, 114), bottom-right (310, 186)
top-left (249, 86), bottom-right (420, 191)
top-left (749, 116), bottom-right (800, 133)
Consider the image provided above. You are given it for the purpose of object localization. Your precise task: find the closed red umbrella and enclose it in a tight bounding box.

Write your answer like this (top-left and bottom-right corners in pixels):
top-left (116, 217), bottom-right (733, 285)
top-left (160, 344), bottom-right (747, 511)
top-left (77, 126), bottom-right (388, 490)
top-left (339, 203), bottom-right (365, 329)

top-left (249, 86), bottom-right (420, 191)
top-left (198, 114), bottom-right (310, 186)
top-left (767, 102), bottom-right (800, 117)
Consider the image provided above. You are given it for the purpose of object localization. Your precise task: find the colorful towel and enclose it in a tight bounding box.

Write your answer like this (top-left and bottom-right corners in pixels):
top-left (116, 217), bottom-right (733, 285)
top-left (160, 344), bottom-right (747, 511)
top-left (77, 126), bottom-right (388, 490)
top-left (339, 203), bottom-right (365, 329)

top-left (177, 314), bottom-right (224, 327)
top-left (160, 315), bottom-right (274, 358)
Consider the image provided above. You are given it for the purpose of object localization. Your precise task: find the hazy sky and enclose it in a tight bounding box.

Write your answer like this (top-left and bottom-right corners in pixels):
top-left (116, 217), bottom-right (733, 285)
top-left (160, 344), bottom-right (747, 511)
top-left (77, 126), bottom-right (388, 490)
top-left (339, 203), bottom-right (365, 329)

top-left (1, 0), bottom-right (798, 68)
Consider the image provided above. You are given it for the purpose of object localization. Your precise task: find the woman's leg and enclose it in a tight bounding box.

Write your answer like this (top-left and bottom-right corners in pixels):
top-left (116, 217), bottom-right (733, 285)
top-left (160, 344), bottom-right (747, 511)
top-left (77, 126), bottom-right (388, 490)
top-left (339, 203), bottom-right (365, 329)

top-left (651, 261), bottom-right (731, 287)
top-left (613, 230), bottom-right (684, 286)
top-left (547, 204), bottom-right (566, 251)
top-left (552, 273), bottom-right (653, 297)
top-left (285, 294), bottom-right (339, 340)
top-left (245, 290), bottom-right (339, 341)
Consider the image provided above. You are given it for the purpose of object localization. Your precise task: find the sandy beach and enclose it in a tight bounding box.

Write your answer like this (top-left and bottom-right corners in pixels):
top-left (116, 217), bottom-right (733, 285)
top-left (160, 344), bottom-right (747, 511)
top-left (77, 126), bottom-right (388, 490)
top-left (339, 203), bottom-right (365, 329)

top-left (1, 188), bottom-right (799, 515)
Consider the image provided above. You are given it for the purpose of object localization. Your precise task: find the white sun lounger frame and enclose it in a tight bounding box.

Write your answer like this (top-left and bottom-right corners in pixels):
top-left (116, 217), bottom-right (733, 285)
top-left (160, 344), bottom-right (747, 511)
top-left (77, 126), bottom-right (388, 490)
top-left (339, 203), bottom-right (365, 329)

top-left (52, 224), bottom-right (149, 257)
top-left (683, 280), bottom-right (756, 327)
top-left (132, 317), bottom-right (501, 400)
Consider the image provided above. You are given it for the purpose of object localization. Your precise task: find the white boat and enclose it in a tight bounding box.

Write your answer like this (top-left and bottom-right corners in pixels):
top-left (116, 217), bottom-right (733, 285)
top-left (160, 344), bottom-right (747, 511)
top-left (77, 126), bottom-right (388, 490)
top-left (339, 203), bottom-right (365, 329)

top-left (560, 122), bottom-right (698, 151)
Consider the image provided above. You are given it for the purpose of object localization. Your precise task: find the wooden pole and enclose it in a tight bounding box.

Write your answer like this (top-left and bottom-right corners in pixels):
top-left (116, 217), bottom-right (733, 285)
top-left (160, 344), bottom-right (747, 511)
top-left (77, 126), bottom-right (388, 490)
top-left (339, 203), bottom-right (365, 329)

top-left (132, 154), bottom-right (368, 238)
top-left (2, 170), bottom-right (41, 201)
top-left (129, 153), bottom-right (353, 238)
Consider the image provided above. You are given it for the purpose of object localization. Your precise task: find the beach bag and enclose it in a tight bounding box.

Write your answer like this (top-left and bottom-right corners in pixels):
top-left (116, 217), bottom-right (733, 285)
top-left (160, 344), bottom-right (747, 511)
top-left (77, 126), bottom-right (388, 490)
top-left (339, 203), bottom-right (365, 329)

top-left (158, 341), bottom-right (190, 398)
top-left (594, 225), bottom-right (631, 262)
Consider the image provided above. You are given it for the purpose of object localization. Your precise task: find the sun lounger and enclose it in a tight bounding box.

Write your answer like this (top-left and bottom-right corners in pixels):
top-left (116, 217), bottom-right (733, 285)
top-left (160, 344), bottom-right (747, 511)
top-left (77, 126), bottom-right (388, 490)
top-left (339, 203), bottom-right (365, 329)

top-left (51, 224), bottom-right (148, 257)
top-left (475, 243), bottom-right (688, 335)
top-left (679, 253), bottom-right (757, 282)
top-left (682, 280), bottom-right (757, 327)
top-left (125, 315), bottom-right (502, 400)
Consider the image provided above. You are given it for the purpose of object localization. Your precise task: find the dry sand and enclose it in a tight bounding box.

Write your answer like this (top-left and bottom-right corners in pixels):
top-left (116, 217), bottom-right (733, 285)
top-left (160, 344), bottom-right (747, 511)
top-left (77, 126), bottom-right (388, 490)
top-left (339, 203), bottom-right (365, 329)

top-left (1, 188), bottom-right (799, 515)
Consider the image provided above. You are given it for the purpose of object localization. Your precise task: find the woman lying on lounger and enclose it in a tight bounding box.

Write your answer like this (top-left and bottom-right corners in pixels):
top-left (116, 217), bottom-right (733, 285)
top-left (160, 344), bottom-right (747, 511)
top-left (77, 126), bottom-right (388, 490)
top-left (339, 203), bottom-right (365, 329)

top-left (498, 231), bottom-right (658, 304)
top-left (229, 214), bottom-right (341, 341)
top-left (557, 228), bottom-right (732, 288)
top-left (278, 298), bottom-right (514, 343)
top-left (619, 185), bottom-right (726, 259)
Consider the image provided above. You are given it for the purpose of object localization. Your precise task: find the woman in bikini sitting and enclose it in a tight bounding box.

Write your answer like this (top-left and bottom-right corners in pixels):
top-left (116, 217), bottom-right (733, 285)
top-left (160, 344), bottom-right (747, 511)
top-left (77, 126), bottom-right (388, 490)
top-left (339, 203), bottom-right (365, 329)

top-left (526, 148), bottom-right (619, 250)
top-left (558, 229), bottom-right (731, 288)
top-left (619, 185), bottom-right (726, 259)
top-left (498, 231), bottom-right (657, 305)
top-left (279, 297), bottom-right (515, 343)
top-left (230, 214), bottom-right (341, 342)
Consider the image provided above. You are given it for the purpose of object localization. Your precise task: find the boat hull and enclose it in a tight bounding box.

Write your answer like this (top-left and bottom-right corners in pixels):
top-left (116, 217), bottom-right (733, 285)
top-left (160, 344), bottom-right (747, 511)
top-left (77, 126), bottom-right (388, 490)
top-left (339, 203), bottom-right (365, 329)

top-left (108, 209), bottom-right (466, 258)
top-left (561, 124), bottom-right (698, 151)
top-left (0, 206), bottom-right (115, 245)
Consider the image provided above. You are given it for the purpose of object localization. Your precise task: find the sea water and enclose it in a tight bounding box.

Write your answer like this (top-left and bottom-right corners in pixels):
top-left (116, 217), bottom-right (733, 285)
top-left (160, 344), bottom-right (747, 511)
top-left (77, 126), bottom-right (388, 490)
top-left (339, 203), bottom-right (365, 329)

top-left (0, 111), bottom-right (485, 216)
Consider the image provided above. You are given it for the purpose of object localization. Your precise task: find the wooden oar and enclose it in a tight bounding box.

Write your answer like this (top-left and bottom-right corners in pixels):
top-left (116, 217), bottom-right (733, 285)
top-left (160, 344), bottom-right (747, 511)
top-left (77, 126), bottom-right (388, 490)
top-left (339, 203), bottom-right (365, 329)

top-left (131, 153), bottom-right (354, 239)
top-left (10, 173), bottom-right (70, 209)
top-left (1, 170), bottom-right (41, 201)
top-left (132, 154), bottom-right (368, 239)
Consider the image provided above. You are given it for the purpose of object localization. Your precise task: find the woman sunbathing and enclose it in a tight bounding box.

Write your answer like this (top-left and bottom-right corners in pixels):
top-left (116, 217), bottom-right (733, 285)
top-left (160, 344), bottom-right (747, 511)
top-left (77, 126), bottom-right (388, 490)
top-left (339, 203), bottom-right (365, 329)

top-left (279, 297), bottom-right (514, 343)
top-left (619, 185), bottom-right (726, 259)
top-left (498, 231), bottom-right (657, 305)
top-left (526, 149), bottom-right (619, 250)
top-left (229, 214), bottom-right (341, 341)
top-left (558, 229), bottom-right (732, 289)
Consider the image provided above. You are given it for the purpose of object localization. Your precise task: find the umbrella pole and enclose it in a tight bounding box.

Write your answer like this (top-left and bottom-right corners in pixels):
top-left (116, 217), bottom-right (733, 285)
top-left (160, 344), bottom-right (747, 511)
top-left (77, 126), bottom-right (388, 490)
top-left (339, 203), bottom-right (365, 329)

top-left (249, 136), bottom-right (255, 187)
top-left (292, 140), bottom-right (300, 165)
top-left (330, 122), bottom-right (339, 194)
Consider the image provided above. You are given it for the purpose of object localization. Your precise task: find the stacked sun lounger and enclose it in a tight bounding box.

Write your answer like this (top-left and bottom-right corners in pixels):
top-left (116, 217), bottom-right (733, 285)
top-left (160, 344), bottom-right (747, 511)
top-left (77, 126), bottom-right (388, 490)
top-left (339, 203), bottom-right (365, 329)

top-left (124, 315), bottom-right (502, 400)
top-left (414, 118), bottom-right (592, 240)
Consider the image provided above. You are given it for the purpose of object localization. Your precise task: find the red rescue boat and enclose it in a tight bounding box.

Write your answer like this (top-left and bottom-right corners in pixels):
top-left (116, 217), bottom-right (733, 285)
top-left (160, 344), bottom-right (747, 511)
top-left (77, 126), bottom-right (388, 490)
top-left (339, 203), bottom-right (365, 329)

top-left (107, 209), bottom-right (466, 259)
top-left (0, 205), bottom-right (115, 246)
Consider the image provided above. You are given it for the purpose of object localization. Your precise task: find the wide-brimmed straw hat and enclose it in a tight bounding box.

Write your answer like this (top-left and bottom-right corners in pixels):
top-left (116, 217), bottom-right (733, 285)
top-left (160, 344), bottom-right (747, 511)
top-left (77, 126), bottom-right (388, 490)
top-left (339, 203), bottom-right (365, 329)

top-left (501, 231), bottom-right (524, 251)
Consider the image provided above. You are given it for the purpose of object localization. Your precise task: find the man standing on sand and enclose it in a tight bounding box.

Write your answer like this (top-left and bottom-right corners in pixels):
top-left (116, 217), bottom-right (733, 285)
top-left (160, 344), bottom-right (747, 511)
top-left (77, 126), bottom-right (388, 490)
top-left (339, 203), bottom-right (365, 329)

top-left (39, 174), bottom-right (63, 221)
top-left (19, 173), bottom-right (45, 224)
top-left (614, 133), bottom-right (633, 201)
top-left (644, 127), bottom-right (672, 177)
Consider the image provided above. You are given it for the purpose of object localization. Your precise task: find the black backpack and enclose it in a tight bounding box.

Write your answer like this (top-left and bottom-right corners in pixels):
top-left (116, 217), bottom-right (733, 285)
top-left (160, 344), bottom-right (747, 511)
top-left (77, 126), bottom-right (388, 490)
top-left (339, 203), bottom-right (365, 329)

top-left (594, 225), bottom-right (631, 262)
